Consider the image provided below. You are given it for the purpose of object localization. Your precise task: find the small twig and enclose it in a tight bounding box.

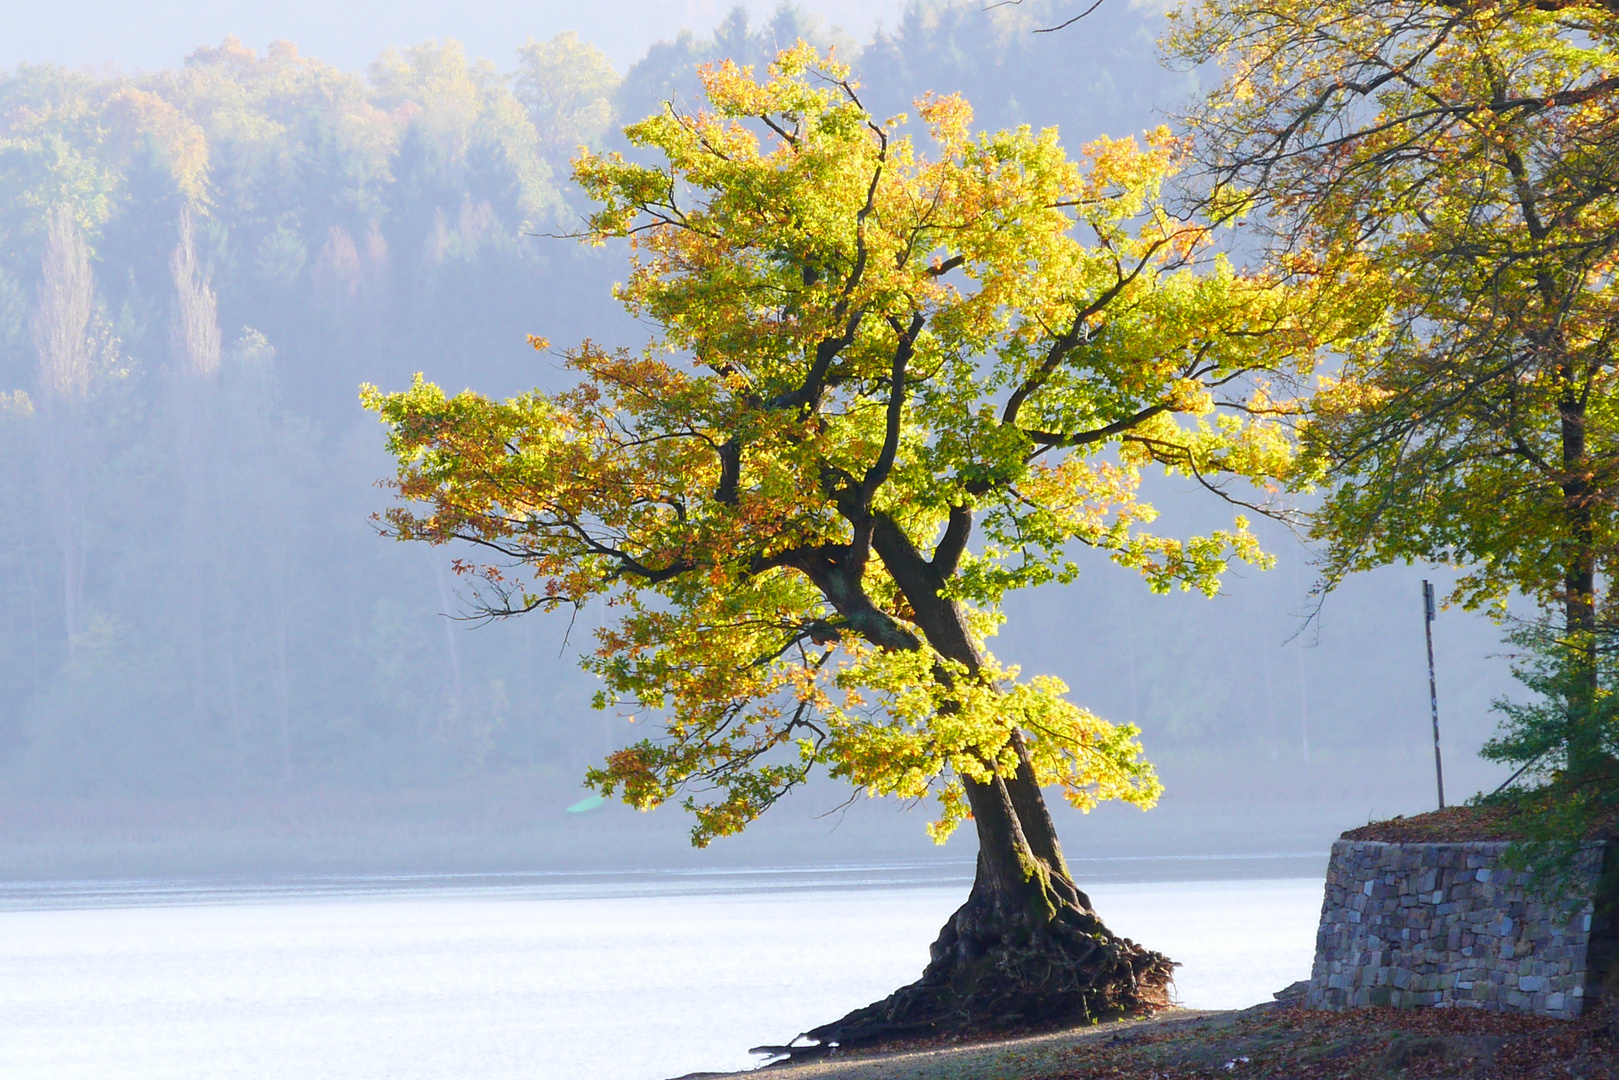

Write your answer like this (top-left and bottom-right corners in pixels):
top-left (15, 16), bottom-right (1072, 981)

top-left (1492, 751), bottom-right (1548, 797)
top-left (811, 788), bottom-right (862, 827)
top-left (1034, 0), bottom-right (1108, 33)
top-left (983, 0), bottom-right (1107, 31)
top-left (559, 603), bottom-right (581, 658)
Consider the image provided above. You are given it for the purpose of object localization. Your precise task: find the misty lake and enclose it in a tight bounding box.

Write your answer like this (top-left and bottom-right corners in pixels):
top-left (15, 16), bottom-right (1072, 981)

top-left (0, 868), bottom-right (1324, 1080)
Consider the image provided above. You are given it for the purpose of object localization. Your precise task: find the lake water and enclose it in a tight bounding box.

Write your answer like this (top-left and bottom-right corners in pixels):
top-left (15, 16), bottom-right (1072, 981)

top-left (0, 868), bottom-right (1325, 1080)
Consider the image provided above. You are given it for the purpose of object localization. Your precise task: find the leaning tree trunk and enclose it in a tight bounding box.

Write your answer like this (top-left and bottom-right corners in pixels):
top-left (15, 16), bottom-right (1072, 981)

top-left (758, 512), bottom-right (1176, 1058)
top-left (780, 766), bottom-right (1172, 1056)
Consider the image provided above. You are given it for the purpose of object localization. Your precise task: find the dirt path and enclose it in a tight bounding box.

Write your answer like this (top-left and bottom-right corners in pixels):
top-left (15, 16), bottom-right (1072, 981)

top-left (665, 1010), bottom-right (1228, 1080)
top-left (666, 1003), bottom-right (1617, 1080)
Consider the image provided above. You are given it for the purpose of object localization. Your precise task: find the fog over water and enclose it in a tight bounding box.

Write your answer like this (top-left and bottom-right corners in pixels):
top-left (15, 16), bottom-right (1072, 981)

top-left (0, 872), bottom-right (1323, 1080)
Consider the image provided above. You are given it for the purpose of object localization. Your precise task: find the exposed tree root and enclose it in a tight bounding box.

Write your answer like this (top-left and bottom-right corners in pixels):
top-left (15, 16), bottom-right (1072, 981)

top-left (768, 871), bottom-right (1174, 1060)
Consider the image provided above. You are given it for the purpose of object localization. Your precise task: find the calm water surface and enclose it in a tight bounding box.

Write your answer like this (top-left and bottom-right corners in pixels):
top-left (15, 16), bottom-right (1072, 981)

top-left (0, 871), bottom-right (1324, 1080)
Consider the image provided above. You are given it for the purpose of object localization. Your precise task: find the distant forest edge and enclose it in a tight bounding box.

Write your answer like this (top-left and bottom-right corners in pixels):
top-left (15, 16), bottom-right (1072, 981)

top-left (0, 1), bottom-right (1507, 848)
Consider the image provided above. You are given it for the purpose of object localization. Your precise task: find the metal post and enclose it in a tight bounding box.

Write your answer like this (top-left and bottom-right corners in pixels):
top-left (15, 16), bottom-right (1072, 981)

top-left (1423, 581), bottom-right (1446, 809)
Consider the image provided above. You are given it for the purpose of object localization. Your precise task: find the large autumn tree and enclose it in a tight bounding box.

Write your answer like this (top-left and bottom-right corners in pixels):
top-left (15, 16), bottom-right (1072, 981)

top-left (1171, 0), bottom-right (1619, 780)
top-left (367, 46), bottom-right (1316, 1044)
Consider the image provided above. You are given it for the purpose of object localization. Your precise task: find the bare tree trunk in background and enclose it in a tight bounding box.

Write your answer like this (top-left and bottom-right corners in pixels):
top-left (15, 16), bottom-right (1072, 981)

top-left (169, 209), bottom-right (221, 733)
top-left (30, 205), bottom-right (93, 649)
top-left (221, 329), bottom-right (297, 782)
top-left (271, 570), bottom-right (294, 779)
top-left (24, 559), bottom-right (42, 691)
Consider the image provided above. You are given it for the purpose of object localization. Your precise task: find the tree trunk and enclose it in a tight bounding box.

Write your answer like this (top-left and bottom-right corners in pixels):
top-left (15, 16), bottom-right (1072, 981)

top-left (171, 209), bottom-right (222, 737)
top-left (787, 771), bottom-right (1172, 1053)
top-left (31, 205), bottom-right (93, 650)
top-left (777, 516), bottom-right (1175, 1055)
top-left (1560, 386), bottom-right (1605, 777)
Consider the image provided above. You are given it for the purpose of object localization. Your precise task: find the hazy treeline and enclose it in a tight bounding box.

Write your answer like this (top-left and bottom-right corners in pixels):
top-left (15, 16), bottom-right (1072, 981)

top-left (0, 1), bottom-right (1506, 857)
top-left (0, 32), bottom-right (619, 801)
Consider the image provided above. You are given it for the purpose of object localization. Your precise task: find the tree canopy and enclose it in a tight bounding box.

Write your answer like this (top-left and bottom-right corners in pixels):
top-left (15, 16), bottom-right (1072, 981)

top-left (368, 45), bottom-right (1320, 847)
top-left (1173, 0), bottom-right (1619, 619)
top-left (1174, 0), bottom-right (1619, 778)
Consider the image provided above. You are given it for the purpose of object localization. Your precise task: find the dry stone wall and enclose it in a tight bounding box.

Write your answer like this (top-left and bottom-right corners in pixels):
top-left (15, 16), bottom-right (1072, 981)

top-left (1307, 839), bottom-right (1615, 1019)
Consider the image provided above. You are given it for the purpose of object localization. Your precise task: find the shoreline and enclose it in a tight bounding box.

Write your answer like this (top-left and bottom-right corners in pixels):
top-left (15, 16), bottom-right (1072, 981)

top-left (670, 1001), bottom-right (1616, 1080)
top-left (0, 857), bottom-right (1328, 912)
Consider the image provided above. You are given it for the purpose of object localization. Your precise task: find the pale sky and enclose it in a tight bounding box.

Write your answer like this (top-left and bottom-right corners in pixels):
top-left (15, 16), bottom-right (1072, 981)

top-left (0, 0), bottom-right (913, 76)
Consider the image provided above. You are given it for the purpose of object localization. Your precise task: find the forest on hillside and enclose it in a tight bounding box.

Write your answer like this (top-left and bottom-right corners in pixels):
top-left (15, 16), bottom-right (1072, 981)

top-left (0, 1), bottom-right (1507, 861)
